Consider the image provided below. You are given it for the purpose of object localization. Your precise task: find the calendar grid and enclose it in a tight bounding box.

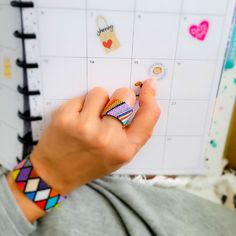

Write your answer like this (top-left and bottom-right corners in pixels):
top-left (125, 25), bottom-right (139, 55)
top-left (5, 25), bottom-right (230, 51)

top-left (129, 0), bottom-right (137, 88)
top-left (36, 6), bottom-right (226, 17)
top-left (85, 0), bottom-right (89, 92)
top-left (20, 0), bottom-right (235, 174)
top-left (161, 0), bottom-right (184, 167)
top-left (39, 56), bottom-right (218, 62)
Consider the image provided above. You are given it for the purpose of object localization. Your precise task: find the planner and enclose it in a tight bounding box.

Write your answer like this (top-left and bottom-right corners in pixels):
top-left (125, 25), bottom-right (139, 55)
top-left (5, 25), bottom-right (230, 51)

top-left (4, 0), bottom-right (236, 174)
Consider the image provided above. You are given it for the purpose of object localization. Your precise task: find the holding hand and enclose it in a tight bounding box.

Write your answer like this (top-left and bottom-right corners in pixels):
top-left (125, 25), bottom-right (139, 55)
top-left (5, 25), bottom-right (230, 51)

top-left (31, 78), bottom-right (160, 195)
top-left (8, 78), bottom-right (160, 222)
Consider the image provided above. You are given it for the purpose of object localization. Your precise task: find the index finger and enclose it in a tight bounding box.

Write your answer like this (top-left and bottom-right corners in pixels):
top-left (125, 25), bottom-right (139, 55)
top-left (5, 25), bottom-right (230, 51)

top-left (126, 78), bottom-right (161, 148)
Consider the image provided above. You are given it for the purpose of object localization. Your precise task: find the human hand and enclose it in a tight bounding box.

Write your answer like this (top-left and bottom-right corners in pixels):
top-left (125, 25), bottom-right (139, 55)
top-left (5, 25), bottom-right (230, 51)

top-left (30, 78), bottom-right (160, 195)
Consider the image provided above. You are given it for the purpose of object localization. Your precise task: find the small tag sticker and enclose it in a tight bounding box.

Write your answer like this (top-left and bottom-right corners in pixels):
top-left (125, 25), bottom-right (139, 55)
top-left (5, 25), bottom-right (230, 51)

top-left (97, 16), bottom-right (120, 53)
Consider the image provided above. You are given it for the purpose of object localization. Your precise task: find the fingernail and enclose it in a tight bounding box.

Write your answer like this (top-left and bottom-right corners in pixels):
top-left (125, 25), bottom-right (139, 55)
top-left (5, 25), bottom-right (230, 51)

top-left (146, 78), bottom-right (157, 90)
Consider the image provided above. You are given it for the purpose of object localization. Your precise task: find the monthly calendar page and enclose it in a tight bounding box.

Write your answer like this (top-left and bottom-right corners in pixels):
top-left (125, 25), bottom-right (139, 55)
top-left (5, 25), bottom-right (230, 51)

top-left (0, 1), bottom-right (24, 169)
top-left (23, 0), bottom-right (235, 174)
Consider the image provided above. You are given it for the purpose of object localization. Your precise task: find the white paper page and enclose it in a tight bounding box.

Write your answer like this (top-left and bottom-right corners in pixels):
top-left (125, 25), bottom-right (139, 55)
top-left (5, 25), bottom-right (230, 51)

top-left (0, 1), bottom-right (24, 169)
top-left (23, 0), bottom-right (235, 174)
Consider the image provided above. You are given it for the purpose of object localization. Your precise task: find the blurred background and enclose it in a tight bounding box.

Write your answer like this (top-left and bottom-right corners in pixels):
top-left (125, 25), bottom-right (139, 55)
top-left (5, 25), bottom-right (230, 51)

top-left (225, 103), bottom-right (236, 168)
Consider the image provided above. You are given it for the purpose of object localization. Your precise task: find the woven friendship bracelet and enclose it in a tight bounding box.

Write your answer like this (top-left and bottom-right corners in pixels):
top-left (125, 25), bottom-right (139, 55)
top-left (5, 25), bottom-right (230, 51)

top-left (12, 157), bottom-right (67, 212)
top-left (102, 98), bottom-right (133, 127)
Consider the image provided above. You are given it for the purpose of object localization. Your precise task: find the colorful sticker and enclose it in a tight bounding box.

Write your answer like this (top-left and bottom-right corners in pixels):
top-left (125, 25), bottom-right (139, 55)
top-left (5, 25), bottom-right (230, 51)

top-left (148, 63), bottom-right (166, 80)
top-left (134, 81), bottom-right (143, 88)
top-left (97, 16), bottom-right (120, 53)
top-left (134, 81), bottom-right (143, 97)
top-left (3, 57), bottom-right (12, 79)
top-left (189, 20), bottom-right (209, 41)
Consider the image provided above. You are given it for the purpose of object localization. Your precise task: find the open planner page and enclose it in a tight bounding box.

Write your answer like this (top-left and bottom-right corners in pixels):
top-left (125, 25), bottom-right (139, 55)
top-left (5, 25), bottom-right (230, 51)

top-left (22, 0), bottom-right (235, 174)
top-left (0, 0), bottom-right (24, 169)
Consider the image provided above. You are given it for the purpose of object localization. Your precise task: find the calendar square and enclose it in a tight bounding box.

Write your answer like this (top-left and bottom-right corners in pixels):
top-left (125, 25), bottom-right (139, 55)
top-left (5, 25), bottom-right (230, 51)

top-left (164, 137), bottom-right (202, 169)
top-left (176, 15), bottom-right (224, 60)
top-left (122, 136), bottom-right (165, 170)
top-left (153, 100), bottom-right (169, 136)
top-left (38, 9), bottom-right (86, 57)
top-left (37, 0), bottom-right (86, 8)
top-left (133, 13), bottom-right (180, 59)
top-left (88, 58), bottom-right (131, 96)
top-left (43, 100), bottom-right (66, 127)
top-left (167, 101), bottom-right (208, 136)
top-left (136, 0), bottom-right (182, 13)
top-left (41, 58), bottom-right (87, 100)
top-left (88, 11), bottom-right (134, 58)
top-left (182, 0), bottom-right (228, 15)
top-left (88, 0), bottom-right (135, 11)
top-left (171, 60), bottom-right (215, 99)
top-left (131, 59), bottom-right (174, 99)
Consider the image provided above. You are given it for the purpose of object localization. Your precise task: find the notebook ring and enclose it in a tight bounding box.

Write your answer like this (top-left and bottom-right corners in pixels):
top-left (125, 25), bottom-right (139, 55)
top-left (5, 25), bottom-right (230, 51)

top-left (16, 59), bottom-right (39, 69)
top-left (17, 133), bottom-right (38, 146)
top-left (14, 30), bottom-right (36, 39)
top-left (10, 1), bottom-right (34, 8)
top-left (17, 85), bottom-right (40, 96)
top-left (11, 1), bottom-right (41, 164)
top-left (18, 110), bottom-right (42, 122)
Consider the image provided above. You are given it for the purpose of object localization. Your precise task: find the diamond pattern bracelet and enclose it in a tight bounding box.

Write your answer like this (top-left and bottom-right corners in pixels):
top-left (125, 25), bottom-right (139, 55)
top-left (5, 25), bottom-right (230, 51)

top-left (12, 156), bottom-right (67, 212)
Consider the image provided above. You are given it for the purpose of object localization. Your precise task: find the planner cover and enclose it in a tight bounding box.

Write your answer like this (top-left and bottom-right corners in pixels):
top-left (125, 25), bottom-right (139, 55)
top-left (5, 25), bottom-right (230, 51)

top-left (0, 0), bottom-right (24, 169)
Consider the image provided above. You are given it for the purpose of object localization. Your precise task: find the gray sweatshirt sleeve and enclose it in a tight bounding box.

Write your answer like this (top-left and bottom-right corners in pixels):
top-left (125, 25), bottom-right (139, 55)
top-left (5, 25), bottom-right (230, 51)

top-left (0, 166), bottom-right (36, 236)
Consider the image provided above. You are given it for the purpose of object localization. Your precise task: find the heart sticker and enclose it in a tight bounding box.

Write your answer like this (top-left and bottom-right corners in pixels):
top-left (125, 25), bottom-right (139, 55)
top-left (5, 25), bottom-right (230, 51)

top-left (189, 20), bottom-right (209, 41)
top-left (103, 39), bottom-right (113, 49)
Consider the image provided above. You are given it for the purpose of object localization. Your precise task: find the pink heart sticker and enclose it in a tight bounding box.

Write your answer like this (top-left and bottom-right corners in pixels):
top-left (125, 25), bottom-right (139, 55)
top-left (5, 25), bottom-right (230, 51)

top-left (189, 20), bottom-right (209, 41)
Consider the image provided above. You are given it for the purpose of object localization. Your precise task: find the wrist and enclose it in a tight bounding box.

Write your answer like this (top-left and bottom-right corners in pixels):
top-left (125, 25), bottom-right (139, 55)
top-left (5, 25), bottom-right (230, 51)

top-left (6, 174), bottom-right (45, 222)
top-left (30, 146), bottom-right (73, 195)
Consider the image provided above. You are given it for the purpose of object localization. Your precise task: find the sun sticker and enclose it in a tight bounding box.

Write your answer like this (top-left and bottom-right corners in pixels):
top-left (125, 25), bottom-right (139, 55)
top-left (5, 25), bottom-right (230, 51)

top-left (3, 57), bottom-right (12, 79)
top-left (96, 16), bottom-right (120, 53)
top-left (148, 63), bottom-right (166, 80)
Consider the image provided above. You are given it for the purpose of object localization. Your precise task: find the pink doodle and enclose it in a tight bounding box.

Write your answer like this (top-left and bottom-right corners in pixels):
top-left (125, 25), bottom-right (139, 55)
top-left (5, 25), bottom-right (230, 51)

top-left (189, 20), bottom-right (209, 41)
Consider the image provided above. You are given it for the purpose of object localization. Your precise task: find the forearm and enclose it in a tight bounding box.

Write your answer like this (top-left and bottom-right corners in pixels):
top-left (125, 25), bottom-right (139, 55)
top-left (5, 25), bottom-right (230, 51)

top-left (0, 167), bottom-right (36, 235)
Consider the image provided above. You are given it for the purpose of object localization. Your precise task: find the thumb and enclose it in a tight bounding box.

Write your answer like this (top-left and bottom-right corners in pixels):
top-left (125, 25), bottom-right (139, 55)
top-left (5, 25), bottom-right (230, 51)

top-left (139, 78), bottom-right (157, 107)
top-left (126, 78), bottom-right (160, 147)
